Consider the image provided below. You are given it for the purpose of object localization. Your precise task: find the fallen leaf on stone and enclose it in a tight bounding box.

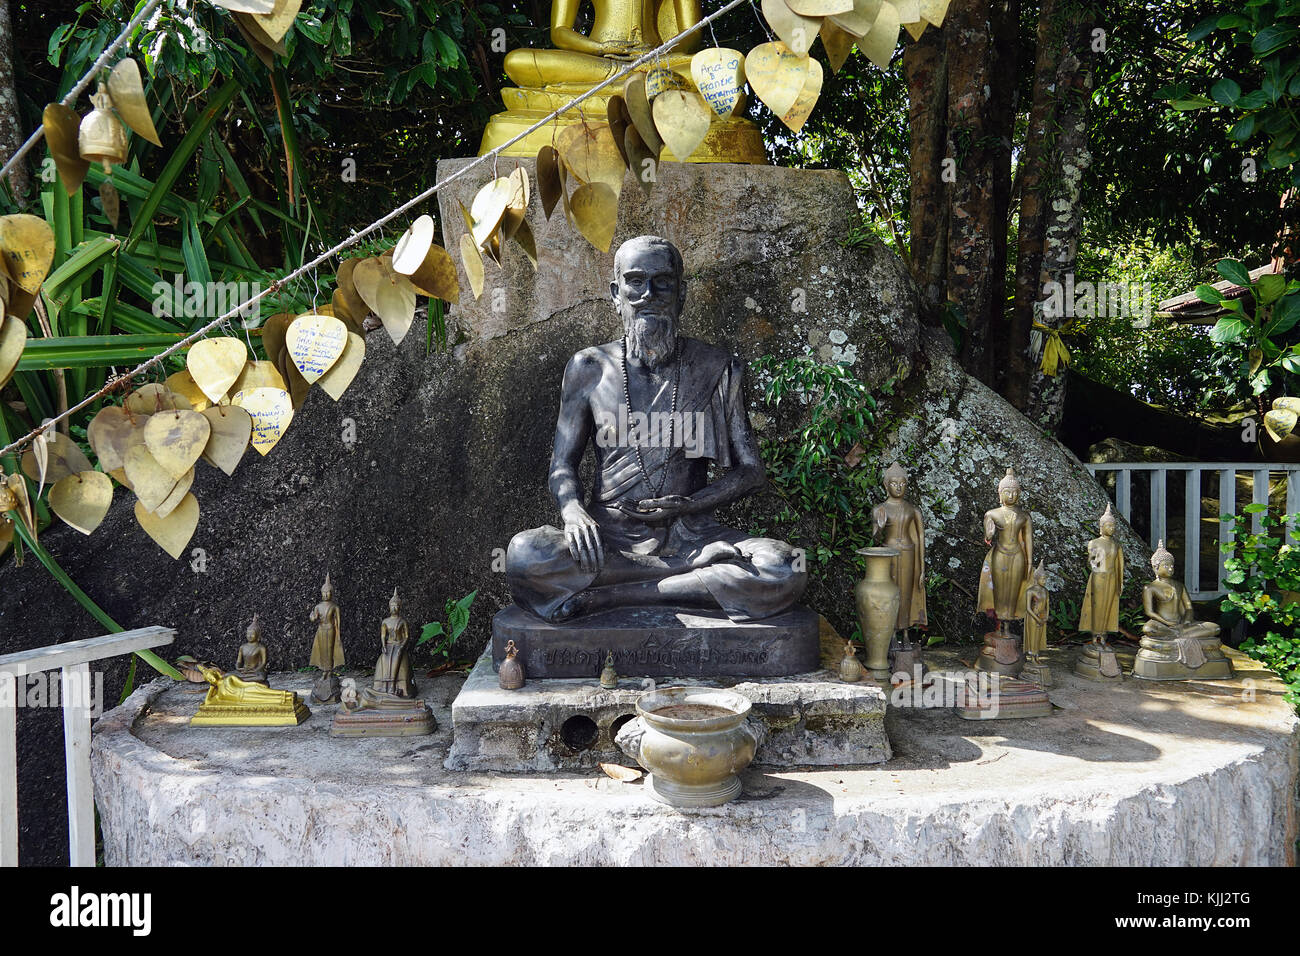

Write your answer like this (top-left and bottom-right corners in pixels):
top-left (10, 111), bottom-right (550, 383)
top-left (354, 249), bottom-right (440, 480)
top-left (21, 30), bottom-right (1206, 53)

top-left (599, 763), bottom-right (644, 782)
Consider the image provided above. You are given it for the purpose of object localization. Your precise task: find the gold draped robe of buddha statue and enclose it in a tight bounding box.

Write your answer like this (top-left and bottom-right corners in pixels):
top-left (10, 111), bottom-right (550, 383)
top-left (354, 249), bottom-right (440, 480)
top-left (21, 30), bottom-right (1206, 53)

top-left (479, 0), bottom-right (766, 163)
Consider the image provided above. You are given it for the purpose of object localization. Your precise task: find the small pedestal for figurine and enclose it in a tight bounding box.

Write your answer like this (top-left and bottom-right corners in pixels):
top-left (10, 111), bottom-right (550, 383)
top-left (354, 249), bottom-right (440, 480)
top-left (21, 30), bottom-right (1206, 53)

top-left (975, 630), bottom-right (1025, 677)
top-left (1075, 643), bottom-right (1123, 682)
top-left (1132, 637), bottom-right (1232, 680)
top-left (1020, 658), bottom-right (1053, 687)
top-left (954, 672), bottom-right (1053, 721)
top-left (330, 687), bottom-right (436, 738)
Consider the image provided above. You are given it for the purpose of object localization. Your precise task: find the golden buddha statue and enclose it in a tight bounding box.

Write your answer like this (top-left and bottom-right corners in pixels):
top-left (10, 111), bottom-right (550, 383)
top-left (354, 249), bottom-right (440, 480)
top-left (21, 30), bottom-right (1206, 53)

top-left (975, 467), bottom-right (1033, 676)
top-left (1132, 541), bottom-right (1233, 681)
top-left (1076, 503), bottom-right (1124, 681)
top-left (235, 614), bottom-right (269, 686)
top-left (1022, 561), bottom-right (1052, 686)
top-left (190, 664), bottom-right (310, 727)
top-left (480, 0), bottom-right (767, 163)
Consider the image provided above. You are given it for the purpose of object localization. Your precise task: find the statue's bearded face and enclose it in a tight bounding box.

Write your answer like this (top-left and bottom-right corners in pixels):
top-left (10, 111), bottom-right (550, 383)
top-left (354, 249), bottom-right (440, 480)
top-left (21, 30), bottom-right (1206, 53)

top-left (611, 244), bottom-right (684, 369)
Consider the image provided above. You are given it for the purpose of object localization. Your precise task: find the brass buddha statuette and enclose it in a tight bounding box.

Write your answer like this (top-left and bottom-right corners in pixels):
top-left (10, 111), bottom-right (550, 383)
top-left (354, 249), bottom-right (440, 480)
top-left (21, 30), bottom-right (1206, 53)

top-left (1022, 562), bottom-right (1052, 686)
top-left (975, 468), bottom-right (1033, 676)
top-left (1132, 541), bottom-right (1233, 681)
top-left (1076, 503), bottom-right (1124, 682)
top-left (234, 614), bottom-right (269, 686)
top-left (330, 589), bottom-right (435, 737)
top-left (189, 663), bottom-right (310, 727)
top-left (309, 573), bottom-right (345, 704)
top-left (873, 461), bottom-right (928, 680)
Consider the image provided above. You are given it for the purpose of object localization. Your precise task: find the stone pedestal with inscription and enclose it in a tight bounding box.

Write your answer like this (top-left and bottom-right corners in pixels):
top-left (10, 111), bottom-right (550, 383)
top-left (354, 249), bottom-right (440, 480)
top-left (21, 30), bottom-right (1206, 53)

top-left (446, 650), bottom-right (889, 772)
top-left (490, 605), bottom-right (821, 679)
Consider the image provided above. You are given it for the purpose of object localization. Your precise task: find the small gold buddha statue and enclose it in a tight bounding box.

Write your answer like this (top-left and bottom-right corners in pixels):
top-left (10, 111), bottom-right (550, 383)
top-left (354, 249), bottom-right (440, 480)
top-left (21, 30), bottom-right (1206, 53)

top-left (873, 461), bottom-right (928, 678)
top-left (190, 664), bottom-right (310, 727)
top-left (1132, 541), bottom-right (1233, 681)
top-left (975, 467), bottom-right (1033, 676)
top-left (235, 614), bottom-right (269, 686)
top-left (330, 589), bottom-right (435, 737)
top-left (309, 573), bottom-right (345, 704)
top-left (1075, 503), bottom-right (1124, 681)
top-left (480, 0), bottom-right (766, 162)
top-left (1022, 562), bottom-right (1052, 686)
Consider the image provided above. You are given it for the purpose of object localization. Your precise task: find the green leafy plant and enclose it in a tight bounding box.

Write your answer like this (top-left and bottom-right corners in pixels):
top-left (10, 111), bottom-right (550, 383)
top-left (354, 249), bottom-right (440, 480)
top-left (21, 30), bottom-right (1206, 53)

top-left (417, 590), bottom-right (477, 664)
top-left (1220, 505), bottom-right (1300, 708)
top-left (1195, 258), bottom-right (1300, 410)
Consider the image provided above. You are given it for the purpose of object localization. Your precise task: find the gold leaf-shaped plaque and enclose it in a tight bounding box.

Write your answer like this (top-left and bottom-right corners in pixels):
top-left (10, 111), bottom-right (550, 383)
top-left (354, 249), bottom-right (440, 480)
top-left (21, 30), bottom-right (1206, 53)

top-left (143, 409), bottom-right (211, 479)
top-left (286, 313), bottom-right (348, 383)
top-left (187, 337), bottom-right (248, 403)
top-left (87, 405), bottom-right (142, 472)
top-left (99, 180), bottom-right (122, 231)
top-left (501, 167), bottom-right (531, 241)
top-left (108, 467), bottom-right (132, 490)
top-left (745, 42), bottom-right (813, 120)
top-left (779, 56), bottom-right (823, 132)
top-left (902, 18), bottom-right (927, 40)
top-left (787, 0), bottom-right (854, 14)
top-left (164, 370), bottom-right (210, 412)
top-left (568, 182), bottom-right (619, 253)
top-left (557, 123), bottom-right (625, 197)
top-left (318, 331), bottom-right (365, 401)
top-left (135, 493), bottom-right (199, 560)
top-left (537, 145), bottom-right (564, 219)
top-left (49, 471), bottom-right (113, 535)
top-left (820, 19), bottom-right (857, 72)
top-left (234, 13), bottom-right (287, 57)
top-left (275, 348), bottom-right (312, 409)
top-left (261, 311), bottom-right (297, 370)
top-left (469, 177), bottom-right (515, 250)
top-left (201, 405), bottom-right (252, 476)
top-left (231, 387), bottom-right (293, 455)
top-left (208, 0), bottom-right (276, 11)
top-left (607, 95), bottom-right (633, 168)
top-left (126, 383), bottom-right (190, 415)
top-left (330, 288), bottom-right (365, 335)
top-left (624, 126), bottom-right (659, 197)
top-left (352, 259), bottom-right (416, 345)
top-left (887, 0), bottom-right (921, 22)
top-left (231, 358), bottom-right (288, 396)
top-left (152, 467), bottom-right (194, 520)
top-left (0, 214), bottom-right (55, 295)
top-left (5, 472), bottom-right (34, 544)
top-left (123, 444), bottom-right (180, 513)
top-left (623, 74), bottom-right (664, 157)
top-left (0, 314), bottom-right (26, 391)
top-left (919, 0), bottom-right (950, 26)
top-left (691, 49), bottom-right (747, 118)
top-left (1273, 397), bottom-right (1300, 414)
top-left (247, 0), bottom-right (301, 42)
top-left (42, 104), bottom-right (90, 195)
top-left (0, 518), bottom-right (10, 558)
top-left (1265, 408), bottom-right (1298, 442)
top-left (107, 58), bottom-right (162, 148)
top-left (829, 0), bottom-right (882, 36)
top-left (644, 65), bottom-right (688, 99)
top-left (652, 90), bottom-right (713, 164)
top-left (860, 0), bottom-right (901, 69)
top-left (761, 0), bottom-right (820, 55)
top-left (513, 217), bottom-right (538, 270)
top-left (21, 430), bottom-right (92, 485)
top-left (459, 233), bottom-right (485, 301)
top-left (392, 215), bottom-right (460, 301)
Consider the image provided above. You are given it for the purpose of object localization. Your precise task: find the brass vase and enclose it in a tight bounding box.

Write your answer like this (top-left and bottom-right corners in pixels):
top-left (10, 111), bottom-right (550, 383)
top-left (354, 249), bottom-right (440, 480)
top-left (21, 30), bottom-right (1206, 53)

top-left (855, 547), bottom-right (901, 680)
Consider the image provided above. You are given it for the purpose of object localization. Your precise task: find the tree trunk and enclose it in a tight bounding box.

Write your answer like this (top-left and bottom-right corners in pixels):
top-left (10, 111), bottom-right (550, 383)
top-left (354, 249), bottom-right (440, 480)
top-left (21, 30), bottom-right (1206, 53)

top-left (903, 26), bottom-right (947, 321)
top-left (0, 0), bottom-right (28, 201)
top-left (1025, 8), bottom-right (1097, 430)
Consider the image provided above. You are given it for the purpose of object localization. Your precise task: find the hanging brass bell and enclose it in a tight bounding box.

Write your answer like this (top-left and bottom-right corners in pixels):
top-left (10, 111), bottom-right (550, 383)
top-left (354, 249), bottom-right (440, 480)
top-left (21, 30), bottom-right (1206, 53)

top-left (78, 82), bottom-right (128, 172)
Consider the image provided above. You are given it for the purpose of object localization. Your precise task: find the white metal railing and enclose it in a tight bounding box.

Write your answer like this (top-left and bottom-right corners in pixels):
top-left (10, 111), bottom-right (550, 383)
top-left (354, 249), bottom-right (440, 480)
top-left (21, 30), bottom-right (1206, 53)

top-left (0, 626), bottom-right (175, 867)
top-left (1086, 462), bottom-right (1300, 600)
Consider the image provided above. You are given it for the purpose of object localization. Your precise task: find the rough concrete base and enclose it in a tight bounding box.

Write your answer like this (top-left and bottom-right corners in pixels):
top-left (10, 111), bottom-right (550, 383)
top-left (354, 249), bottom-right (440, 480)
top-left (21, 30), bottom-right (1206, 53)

top-left (91, 648), bottom-right (1299, 866)
top-left (445, 651), bottom-right (890, 772)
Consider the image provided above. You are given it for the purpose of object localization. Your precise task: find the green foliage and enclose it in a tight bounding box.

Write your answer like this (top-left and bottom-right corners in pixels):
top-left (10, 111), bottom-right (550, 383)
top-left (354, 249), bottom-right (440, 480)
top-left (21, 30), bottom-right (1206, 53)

top-left (1198, 259), bottom-right (1300, 400)
top-left (1220, 506), bottom-right (1300, 707)
top-left (417, 590), bottom-right (477, 663)
top-left (1174, 0), bottom-right (1300, 186)
top-left (749, 355), bottom-right (894, 571)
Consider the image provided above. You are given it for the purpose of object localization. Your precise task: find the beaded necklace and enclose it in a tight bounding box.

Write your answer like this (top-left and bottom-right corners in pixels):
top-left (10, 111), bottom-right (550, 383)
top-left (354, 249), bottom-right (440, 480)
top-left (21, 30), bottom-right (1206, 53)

top-left (621, 336), bottom-right (680, 498)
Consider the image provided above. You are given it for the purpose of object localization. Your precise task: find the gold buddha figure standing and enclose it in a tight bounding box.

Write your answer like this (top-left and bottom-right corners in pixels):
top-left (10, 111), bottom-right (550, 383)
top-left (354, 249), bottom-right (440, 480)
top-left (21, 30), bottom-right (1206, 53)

top-left (975, 467), bottom-right (1033, 675)
top-left (1076, 503), bottom-right (1124, 681)
top-left (480, 0), bottom-right (766, 162)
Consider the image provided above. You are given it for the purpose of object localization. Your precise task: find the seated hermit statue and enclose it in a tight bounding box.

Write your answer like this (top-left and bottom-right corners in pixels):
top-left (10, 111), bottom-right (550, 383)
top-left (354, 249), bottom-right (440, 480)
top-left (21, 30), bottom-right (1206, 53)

top-left (479, 0), bottom-right (764, 162)
top-left (1132, 541), bottom-right (1232, 680)
top-left (506, 235), bottom-right (808, 627)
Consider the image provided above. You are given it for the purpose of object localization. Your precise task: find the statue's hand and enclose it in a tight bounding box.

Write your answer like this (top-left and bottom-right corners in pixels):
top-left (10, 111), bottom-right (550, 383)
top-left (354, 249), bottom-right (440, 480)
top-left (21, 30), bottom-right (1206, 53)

top-left (561, 502), bottom-right (605, 573)
top-left (598, 39), bottom-right (632, 57)
top-left (635, 495), bottom-right (693, 524)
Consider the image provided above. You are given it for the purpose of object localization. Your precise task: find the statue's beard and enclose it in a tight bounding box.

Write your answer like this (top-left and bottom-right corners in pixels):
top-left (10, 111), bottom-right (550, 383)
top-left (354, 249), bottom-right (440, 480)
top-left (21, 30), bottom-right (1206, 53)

top-left (624, 313), bottom-right (678, 369)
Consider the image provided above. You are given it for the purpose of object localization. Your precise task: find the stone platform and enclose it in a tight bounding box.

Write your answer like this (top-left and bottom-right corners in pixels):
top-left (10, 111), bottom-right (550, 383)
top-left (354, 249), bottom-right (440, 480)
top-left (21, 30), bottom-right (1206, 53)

top-left (90, 647), bottom-right (1299, 865)
top-left (448, 650), bottom-right (889, 772)
top-left (491, 604), bottom-right (821, 678)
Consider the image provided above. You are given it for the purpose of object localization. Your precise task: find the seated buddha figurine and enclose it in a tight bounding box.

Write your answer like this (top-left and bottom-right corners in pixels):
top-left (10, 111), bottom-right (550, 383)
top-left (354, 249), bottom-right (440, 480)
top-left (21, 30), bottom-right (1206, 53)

top-left (1131, 541), bottom-right (1232, 681)
top-left (505, 235), bottom-right (807, 624)
top-left (479, 0), bottom-right (765, 162)
top-left (234, 614), bottom-right (269, 686)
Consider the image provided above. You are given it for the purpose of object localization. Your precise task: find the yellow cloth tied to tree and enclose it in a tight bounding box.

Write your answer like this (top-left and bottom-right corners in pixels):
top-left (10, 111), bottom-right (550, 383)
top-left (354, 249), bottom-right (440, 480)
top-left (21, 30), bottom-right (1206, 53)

top-left (1032, 321), bottom-right (1072, 377)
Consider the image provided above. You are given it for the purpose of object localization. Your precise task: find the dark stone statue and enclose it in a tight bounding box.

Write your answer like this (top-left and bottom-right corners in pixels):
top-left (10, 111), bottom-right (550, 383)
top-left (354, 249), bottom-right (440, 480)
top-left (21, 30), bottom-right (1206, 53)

top-left (505, 235), bottom-right (808, 625)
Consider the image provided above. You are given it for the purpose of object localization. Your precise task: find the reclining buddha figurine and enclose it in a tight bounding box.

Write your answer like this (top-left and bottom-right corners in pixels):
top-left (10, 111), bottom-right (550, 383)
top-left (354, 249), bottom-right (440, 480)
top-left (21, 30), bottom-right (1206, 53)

top-left (189, 663), bottom-right (310, 727)
top-left (1131, 540), bottom-right (1232, 680)
top-left (479, 0), bottom-right (766, 162)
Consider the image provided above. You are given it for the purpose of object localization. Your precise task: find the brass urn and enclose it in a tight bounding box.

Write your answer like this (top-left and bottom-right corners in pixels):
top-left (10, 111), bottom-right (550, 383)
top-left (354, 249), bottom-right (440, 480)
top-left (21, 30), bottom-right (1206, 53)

top-left (855, 547), bottom-right (901, 680)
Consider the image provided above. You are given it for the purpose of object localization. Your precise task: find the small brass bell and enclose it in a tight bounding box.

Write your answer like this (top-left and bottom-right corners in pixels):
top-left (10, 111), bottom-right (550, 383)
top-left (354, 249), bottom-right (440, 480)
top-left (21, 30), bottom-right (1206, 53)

top-left (498, 639), bottom-right (525, 690)
top-left (78, 82), bottom-right (127, 172)
top-left (600, 652), bottom-right (618, 689)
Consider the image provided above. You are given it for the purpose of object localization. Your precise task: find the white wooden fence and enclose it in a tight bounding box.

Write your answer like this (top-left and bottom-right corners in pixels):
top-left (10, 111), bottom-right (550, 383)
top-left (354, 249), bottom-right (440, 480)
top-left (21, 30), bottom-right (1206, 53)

top-left (1085, 462), bottom-right (1300, 601)
top-left (0, 626), bottom-right (175, 867)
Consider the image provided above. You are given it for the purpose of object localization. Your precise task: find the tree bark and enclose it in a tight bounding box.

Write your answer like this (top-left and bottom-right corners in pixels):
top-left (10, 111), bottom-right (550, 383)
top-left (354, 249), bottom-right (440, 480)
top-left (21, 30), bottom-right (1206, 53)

top-left (903, 25), bottom-right (947, 321)
top-left (1025, 7), bottom-right (1097, 429)
top-left (0, 0), bottom-right (29, 201)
